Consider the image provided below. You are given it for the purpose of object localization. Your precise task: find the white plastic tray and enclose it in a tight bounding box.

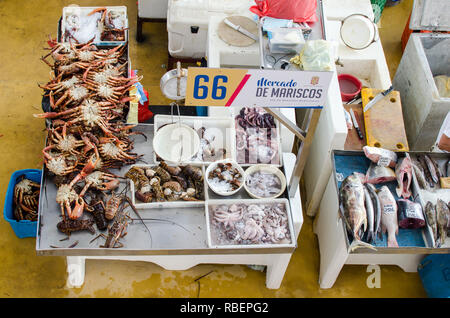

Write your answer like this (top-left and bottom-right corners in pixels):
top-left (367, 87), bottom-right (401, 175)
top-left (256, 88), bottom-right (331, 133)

top-left (231, 108), bottom-right (283, 168)
top-left (153, 115), bottom-right (236, 165)
top-left (128, 163), bottom-right (207, 209)
top-left (61, 5), bottom-right (128, 45)
top-left (205, 198), bottom-right (296, 249)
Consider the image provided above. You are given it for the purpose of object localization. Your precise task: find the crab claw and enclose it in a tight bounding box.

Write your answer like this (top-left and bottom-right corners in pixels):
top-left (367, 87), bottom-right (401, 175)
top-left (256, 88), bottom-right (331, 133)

top-left (120, 96), bottom-right (133, 103)
top-left (34, 112), bottom-right (60, 119)
top-left (98, 179), bottom-right (120, 191)
top-left (68, 197), bottom-right (85, 220)
top-left (69, 149), bottom-right (100, 187)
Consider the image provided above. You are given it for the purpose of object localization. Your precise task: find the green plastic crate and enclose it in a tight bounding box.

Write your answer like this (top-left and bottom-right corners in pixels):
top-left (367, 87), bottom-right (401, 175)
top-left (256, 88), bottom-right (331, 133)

top-left (371, 0), bottom-right (387, 23)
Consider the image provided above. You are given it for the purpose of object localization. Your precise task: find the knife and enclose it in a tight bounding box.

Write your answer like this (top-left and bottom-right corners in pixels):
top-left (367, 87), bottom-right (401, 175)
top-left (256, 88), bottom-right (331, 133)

top-left (363, 85), bottom-right (394, 113)
top-left (350, 108), bottom-right (364, 140)
top-left (224, 18), bottom-right (258, 41)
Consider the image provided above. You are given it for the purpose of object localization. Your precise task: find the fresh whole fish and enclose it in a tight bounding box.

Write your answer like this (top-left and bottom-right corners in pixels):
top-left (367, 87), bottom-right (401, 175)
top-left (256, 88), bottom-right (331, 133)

top-left (363, 185), bottom-right (375, 243)
top-left (363, 146), bottom-right (397, 168)
top-left (366, 162), bottom-right (396, 184)
top-left (436, 199), bottom-right (449, 246)
top-left (423, 154), bottom-right (439, 184)
top-left (411, 161), bottom-right (429, 190)
top-left (425, 201), bottom-right (438, 243)
top-left (428, 155), bottom-right (443, 180)
top-left (397, 199), bottom-right (426, 229)
top-left (417, 155), bottom-right (435, 188)
top-left (395, 156), bottom-right (412, 199)
top-left (366, 183), bottom-right (382, 240)
top-left (339, 173), bottom-right (367, 241)
top-left (377, 185), bottom-right (399, 247)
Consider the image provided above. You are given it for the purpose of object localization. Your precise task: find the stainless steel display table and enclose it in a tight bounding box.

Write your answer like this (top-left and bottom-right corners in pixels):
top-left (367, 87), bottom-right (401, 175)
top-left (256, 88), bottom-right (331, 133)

top-left (36, 124), bottom-right (303, 289)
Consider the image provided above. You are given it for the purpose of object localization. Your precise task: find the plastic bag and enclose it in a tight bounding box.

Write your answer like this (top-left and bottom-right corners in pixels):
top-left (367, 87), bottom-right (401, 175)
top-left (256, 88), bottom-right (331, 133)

top-left (290, 40), bottom-right (335, 71)
top-left (250, 0), bottom-right (317, 23)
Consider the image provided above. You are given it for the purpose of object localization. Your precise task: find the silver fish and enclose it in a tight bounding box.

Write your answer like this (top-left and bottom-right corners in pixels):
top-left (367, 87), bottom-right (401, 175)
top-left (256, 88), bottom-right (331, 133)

top-left (339, 173), bottom-right (367, 241)
top-left (436, 199), bottom-right (449, 246)
top-left (411, 161), bottom-right (429, 190)
top-left (417, 155), bottom-right (435, 188)
top-left (363, 185), bottom-right (375, 243)
top-left (366, 183), bottom-right (381, 239)
top-left (425, 201), bottom-right (437, 243)
top-left (424, 155), bottom-right (439, 184)
top-left (378, 185), bottom-right (399, 247)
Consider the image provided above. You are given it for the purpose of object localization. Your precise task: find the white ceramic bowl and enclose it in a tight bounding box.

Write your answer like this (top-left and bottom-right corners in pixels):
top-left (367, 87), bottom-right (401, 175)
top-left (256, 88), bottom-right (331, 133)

top-left (153, 123), bottom-right (200, 163)
top-left (206, 159), bottom-right (245, 196)
top-left (244, 164), bottom-right (287, 199)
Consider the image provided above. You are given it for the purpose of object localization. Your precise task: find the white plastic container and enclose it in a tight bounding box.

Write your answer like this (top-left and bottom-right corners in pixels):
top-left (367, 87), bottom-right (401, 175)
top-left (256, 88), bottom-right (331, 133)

top-left (61, 5), bottom-right (128, 45)
top-left (205, 159), bottom-right (245, 196)
top-left (167, 0), bottom-right (254, 58)
top-left (243, 164), bottom-right (286, 199)
top-left (128, 163), bottom-right (207, 209)
top-left (205, 198), bottom-right (296, 249)
top-left (153, 114), bottom-right (236, 165)
top-left (269, 28), bottom-right (305, 54)
top-left (392, 0), bottom-right (450, 151)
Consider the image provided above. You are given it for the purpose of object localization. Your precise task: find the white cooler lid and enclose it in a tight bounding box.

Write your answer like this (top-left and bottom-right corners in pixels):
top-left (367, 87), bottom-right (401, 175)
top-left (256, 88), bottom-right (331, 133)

top-left (410, 0), bottom-right (450, 32)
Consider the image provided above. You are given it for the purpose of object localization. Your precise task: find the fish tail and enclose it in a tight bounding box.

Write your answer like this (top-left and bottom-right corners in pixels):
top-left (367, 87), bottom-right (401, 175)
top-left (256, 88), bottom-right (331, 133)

top-left (387, 232), bottom-right (399, 247)
top-left (366, 230), bottom-right (374, 244)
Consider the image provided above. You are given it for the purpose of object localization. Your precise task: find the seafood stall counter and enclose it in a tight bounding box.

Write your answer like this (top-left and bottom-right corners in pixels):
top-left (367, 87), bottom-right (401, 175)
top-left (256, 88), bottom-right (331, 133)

top-left (36, 124), bottom-right (303, 289)
top-left (315, 150), bottom-right (450, 289)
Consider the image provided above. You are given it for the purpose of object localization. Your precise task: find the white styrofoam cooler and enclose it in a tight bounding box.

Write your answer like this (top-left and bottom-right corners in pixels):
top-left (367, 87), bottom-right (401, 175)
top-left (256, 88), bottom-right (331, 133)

top-left (393, 33), bottom-right (450, 151)
top-left (138, 0), bottom-right (168, 19)
top-left (167, 0), bottom-right (254, 58)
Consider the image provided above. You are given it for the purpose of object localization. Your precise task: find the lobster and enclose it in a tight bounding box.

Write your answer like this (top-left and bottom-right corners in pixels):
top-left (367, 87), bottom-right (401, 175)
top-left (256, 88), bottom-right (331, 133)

top-left (91, 188), bottom-right (152, 248)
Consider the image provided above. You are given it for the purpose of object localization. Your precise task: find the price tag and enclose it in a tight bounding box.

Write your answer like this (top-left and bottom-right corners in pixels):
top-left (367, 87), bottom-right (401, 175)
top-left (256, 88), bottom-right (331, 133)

top-left (383, 204), bottom-right (396, 215)
top-left (377, 156), bottom-right (391, 167)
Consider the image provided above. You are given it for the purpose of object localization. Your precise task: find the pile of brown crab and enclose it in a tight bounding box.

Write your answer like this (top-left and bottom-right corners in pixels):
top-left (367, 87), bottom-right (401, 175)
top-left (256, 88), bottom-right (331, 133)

top-left (126, 162), bottom-right (205, 203)
top-left (209, 202), bottom-right (291, 245)
top-left (34, 37), bottom-right (146, 236)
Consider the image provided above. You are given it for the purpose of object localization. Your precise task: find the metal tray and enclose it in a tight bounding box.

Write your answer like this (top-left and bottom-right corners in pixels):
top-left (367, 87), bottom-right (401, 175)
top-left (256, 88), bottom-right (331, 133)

top-left (36, 124), bottom-right (296, 256)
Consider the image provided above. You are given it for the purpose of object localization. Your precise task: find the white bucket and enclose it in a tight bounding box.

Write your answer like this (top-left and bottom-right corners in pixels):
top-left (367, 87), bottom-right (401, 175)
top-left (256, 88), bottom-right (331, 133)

top-left (340, 14), bottom-right (379, 50)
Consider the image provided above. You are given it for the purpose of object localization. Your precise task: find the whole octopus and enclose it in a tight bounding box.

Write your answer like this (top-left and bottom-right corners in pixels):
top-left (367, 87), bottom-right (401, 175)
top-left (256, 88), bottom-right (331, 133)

top-left (235, 107), bottom-right (279, 165)
top-left (209, 202), bottom-right (291, 245)
top-left (126, 161), bottom-right (205, 203)
top-left (33, 36), bottom-right (146, 236)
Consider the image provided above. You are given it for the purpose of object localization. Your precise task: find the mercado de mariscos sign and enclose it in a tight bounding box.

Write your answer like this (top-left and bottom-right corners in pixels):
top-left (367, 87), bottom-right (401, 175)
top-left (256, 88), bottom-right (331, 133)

top-left (185, 67), bottom-right (333, 108)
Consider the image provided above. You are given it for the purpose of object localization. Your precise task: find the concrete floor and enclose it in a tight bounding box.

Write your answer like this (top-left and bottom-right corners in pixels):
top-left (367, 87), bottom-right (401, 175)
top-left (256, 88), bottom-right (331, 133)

top-left (0, 0), bottom-right (427, 297)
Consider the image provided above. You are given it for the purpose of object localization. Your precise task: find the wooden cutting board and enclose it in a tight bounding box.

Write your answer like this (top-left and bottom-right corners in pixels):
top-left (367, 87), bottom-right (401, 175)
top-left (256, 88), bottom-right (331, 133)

top-left (217, 16), bottom-right (258, 47)
top-left (362, 88), bottom-right (409, 152)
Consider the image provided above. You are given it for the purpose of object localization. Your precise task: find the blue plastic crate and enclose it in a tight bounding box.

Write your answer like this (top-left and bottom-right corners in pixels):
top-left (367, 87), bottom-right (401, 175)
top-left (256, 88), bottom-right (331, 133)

top-left (418, 254), bottom-right (450, 298)
top-left (3, 169), bottom-right (41, 238)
